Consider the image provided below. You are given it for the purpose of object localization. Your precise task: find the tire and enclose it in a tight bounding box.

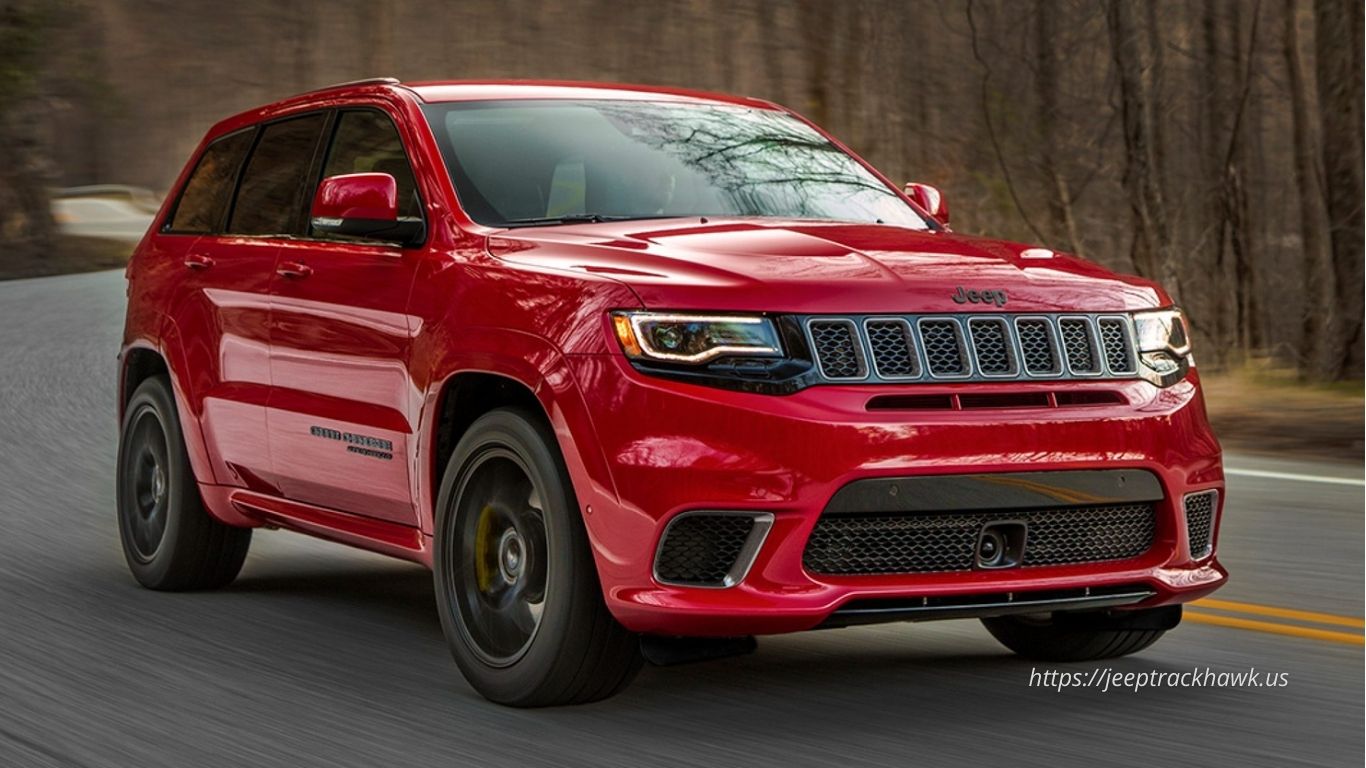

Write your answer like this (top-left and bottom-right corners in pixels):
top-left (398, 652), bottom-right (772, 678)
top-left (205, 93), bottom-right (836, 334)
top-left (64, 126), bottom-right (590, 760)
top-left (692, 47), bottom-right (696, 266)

top-left (433, 407), bottom-right (641, 707)
top-left (982, 606), bottom-right (1178, 662)
top-left (117, 376), bottom-right (251, 590)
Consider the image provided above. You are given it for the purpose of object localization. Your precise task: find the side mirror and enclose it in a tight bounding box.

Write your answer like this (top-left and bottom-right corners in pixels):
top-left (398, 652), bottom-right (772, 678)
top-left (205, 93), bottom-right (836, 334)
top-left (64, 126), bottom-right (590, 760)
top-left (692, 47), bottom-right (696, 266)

top-left (310, 173), bottom-right (423, 245)
top-left (904, 182), bottom-right (950, 226)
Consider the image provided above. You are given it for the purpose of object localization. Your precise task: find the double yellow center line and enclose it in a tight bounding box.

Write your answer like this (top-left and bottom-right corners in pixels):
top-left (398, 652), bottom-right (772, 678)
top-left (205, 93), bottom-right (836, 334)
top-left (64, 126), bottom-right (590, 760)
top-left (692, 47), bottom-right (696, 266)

top-left (1186, 598), bottom-right (1364, 645)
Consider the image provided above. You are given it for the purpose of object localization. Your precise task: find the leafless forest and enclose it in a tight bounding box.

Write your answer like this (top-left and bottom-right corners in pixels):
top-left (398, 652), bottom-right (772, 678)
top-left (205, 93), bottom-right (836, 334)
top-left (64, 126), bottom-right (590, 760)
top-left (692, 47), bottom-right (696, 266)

top-left (2, 0), bottom-right (1362, 378)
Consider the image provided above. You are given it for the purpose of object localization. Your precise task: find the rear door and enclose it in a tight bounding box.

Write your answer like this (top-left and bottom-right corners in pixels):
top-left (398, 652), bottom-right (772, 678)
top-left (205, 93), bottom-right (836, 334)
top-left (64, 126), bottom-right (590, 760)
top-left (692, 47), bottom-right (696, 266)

top-left (266, 107), bottom-right (426, 525)
top-left (156, 126), bottom-right (280, 492)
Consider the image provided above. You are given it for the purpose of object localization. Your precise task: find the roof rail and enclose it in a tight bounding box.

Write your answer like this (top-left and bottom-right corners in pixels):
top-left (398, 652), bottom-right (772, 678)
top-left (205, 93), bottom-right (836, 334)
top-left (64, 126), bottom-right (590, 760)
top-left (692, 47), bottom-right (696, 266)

top-left (306, 77), bottom-right (400, 93)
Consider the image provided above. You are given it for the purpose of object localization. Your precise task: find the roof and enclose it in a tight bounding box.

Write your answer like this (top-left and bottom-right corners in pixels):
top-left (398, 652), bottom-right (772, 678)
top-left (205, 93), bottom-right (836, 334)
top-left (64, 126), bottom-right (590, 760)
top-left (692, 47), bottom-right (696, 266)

top-left (201, 79), bottom-right (784, 145)
top-left (400, 79), bottom-right (780, 110)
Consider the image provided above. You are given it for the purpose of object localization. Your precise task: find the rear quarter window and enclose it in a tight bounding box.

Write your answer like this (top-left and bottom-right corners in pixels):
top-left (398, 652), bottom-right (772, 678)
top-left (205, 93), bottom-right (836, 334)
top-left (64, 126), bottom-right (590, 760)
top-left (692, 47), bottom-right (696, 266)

top-left (166, 129), bottom-right (254, 234)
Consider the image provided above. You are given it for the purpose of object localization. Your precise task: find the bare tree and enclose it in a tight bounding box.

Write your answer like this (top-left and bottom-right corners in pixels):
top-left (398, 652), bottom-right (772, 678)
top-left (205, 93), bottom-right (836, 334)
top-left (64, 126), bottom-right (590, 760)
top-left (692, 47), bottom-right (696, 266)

top-left (0, 2), bottom-right (58, 266)
top-left (1035, 0), bottom-right (1084, 257)
top-left (1106, 0), bottom-right (1179, 297)
top-left (17, 0), bottom-right (1365, 381)
top-left (1313, 0), bottom-right (1365, 377)
top-left (1284, 0), bottom-right (1336, 377)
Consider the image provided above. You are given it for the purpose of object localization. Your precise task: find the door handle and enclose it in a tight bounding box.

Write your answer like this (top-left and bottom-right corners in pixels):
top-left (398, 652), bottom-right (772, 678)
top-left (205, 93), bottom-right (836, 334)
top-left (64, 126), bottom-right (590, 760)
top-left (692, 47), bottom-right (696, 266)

top-left (276, 261), bottom-right (313, 279)
top-left (183, 253), bottom-right (214, 270)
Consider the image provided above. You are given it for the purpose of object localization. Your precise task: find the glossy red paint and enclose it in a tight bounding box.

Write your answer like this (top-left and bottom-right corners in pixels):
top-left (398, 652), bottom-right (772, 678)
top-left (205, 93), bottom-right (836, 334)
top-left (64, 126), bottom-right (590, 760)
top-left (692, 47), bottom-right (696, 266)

top-left (312, 173), bottom-right (399, 221)
top-left (904, 182), bottom-right (950, 226)
top-left (120, 80), bottom-right (1225, 637)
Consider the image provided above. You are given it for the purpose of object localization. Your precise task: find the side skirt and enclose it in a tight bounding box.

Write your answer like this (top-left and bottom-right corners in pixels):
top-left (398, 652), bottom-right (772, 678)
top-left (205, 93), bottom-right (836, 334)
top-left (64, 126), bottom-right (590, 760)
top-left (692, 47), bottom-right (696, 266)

top-left (222, 487), bottom-right (431, 567)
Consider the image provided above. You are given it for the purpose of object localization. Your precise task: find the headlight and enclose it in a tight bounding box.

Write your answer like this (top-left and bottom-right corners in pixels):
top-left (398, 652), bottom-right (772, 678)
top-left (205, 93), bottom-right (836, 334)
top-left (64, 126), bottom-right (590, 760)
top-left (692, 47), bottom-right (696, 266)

top-left (611, 312), bottom-right (782, 364)
top-left (1132, 308), bottom-right (1192, 386)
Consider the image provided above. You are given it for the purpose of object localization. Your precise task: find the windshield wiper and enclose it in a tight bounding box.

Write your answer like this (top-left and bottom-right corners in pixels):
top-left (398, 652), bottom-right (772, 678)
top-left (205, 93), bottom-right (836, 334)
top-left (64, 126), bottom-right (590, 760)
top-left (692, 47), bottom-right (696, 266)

top-left (501, 214), bottom-right (670, 227)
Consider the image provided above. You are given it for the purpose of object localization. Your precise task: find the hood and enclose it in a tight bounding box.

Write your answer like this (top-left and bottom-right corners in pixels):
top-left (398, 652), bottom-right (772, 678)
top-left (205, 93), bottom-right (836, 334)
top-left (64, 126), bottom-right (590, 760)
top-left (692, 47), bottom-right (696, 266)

top-left (485, 218), bottom-right (1167, 314)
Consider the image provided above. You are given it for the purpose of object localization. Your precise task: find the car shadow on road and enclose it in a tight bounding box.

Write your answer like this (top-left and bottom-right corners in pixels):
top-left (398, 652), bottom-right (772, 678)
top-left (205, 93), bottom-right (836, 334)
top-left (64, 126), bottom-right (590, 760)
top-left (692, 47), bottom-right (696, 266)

top-left (225, 559), bottom-right (444, 635)
top-left (210, 558), bottom-right (1220, 726)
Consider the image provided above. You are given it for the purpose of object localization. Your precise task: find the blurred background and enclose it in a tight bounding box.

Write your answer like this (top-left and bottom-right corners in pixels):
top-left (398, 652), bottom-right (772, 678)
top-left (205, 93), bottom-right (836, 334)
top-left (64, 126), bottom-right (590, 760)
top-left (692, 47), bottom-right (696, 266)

top-left (0, 3), bottom-right (1361, 766)
top-left (4, 0), bottom-right (1362, 454)
top-left (0, 0), bottom-right (1360, 375)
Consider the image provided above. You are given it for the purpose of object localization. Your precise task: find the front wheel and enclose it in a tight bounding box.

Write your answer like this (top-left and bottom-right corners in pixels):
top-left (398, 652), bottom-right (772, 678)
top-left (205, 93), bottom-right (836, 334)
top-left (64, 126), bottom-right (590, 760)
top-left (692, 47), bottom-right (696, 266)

top-left (982, 605), bottom-right (1180, 662)
top-left (433, 408), bottom-right (641, 706)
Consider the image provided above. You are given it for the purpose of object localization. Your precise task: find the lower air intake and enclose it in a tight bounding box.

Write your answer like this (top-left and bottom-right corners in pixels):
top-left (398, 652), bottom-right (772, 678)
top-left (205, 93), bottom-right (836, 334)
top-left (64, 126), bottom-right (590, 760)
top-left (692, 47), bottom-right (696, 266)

top-left (803, 503), bottom-right (1156, 575)
top-left (1184, 490), bottom-right (1218, 558)
top-left (654, 512), bottom-right (772, 587)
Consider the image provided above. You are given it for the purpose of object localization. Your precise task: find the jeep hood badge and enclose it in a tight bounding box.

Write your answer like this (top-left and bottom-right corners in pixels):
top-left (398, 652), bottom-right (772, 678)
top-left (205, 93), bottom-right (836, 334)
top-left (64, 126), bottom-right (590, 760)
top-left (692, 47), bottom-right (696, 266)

top-left (951, 286), bottom-right (1008, 307)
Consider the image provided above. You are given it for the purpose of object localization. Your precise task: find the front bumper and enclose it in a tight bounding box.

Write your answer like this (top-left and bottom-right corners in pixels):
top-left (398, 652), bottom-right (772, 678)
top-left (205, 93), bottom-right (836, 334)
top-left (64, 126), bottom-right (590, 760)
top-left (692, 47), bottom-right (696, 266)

top-left (568, 353), bottom-right (1226, 636)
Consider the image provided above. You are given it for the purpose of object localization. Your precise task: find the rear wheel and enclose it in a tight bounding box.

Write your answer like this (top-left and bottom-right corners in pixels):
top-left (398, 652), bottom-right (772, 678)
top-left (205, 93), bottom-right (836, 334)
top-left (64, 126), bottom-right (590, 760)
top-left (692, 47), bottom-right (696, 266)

top-left (433, 408), bottom-right (641, 706)
top-left (117, 376), bottom-right (251, 590)
top-left (982, 605), bottom-right (1179, 662)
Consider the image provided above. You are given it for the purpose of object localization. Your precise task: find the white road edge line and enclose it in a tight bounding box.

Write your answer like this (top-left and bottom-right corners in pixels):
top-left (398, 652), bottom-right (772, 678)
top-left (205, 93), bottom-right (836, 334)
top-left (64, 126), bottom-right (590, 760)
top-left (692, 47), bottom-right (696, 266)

top-left (1224, 468), bottom-right (1365, 487)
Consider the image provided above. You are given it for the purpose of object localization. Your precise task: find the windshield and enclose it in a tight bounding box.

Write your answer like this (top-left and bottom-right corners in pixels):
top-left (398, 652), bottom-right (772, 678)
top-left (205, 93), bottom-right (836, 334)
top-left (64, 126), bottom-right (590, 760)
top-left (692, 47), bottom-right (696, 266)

top-left (422, 99), bottom-right (929, 230)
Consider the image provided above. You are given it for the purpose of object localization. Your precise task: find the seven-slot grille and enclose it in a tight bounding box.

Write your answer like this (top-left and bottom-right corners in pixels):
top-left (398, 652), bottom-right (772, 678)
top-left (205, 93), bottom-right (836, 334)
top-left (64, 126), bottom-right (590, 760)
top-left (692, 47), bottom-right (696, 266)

top-left (804, 314), bottom-right (1137, 383)
top-left (1183, 490), bottom-right (1218, 559)
top-left (802, 503), bottom-right (1157, 575)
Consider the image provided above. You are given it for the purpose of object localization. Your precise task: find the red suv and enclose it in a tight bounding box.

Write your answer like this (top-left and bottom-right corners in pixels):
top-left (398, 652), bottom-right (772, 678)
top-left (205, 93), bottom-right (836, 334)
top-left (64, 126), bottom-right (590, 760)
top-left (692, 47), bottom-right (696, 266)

top-left (118, 78), bottom-right (1226, 706)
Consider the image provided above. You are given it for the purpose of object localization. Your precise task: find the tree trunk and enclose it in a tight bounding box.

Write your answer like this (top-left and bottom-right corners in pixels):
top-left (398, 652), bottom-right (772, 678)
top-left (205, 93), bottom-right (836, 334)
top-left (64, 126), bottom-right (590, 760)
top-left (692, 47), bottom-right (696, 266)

top-left (0, 2), bottom-right (56, 267)
top-left (1035, 0), bottom-right (1083, 257)
top-left (1224, 0), bottom-right (1262, 356)
top-left (1200, 1), bottom-right (1233, 359)
top-left (1284, 0), bottom-right (1336, 377)
top-left (798, 0), bottom-right (831, 126)
top-left (1313, 0), bottom-right (1365, 377)
top-left (362, 0), bottom-right (394, 76)
top-left (1106, 0), bottom-right (1180, 298)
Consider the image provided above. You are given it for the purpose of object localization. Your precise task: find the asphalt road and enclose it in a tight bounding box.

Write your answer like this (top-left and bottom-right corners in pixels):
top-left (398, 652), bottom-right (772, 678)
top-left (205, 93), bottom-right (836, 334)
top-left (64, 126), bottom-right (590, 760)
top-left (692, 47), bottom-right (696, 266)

top-left (1, 269), bottom-right (1361, 768)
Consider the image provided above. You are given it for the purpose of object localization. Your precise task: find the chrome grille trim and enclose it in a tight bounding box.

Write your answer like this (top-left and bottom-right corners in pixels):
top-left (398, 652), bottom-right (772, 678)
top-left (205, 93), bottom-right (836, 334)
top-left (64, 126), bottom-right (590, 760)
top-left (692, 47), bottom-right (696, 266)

top-left (1097, 315), bottom-right (1139, 375)
top-left (805, 318), bottom-right (868, 380)
top-left (862, 317), bottom-right (921, 379)
top-left (967, 317), bottom-right (1020, 377)
top-left (1057, 316), bottom-right (1103, 377)
top-left (1013, 315), bottom-right (1064, 377)
top-left (916, 317), bottom-right (972, 379)
top-left (802, 313), bottom-right (1140, 384)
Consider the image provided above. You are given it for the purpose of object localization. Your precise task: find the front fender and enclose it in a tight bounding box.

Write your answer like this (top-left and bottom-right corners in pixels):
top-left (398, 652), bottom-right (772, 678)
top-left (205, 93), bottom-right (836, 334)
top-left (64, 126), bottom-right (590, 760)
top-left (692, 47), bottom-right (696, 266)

top-left (415, 329), bottom-right (622, 568)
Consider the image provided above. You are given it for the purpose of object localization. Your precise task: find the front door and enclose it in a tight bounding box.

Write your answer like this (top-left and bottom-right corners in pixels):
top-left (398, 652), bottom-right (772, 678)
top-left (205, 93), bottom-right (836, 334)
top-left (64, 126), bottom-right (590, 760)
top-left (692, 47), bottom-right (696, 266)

top-left (266, 108), bottom-right (425, 526)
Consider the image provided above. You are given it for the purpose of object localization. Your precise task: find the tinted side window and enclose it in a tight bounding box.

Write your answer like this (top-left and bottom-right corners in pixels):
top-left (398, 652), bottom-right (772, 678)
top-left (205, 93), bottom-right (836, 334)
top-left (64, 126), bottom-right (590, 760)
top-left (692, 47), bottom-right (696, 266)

top-left (167, 130), bottom-right (253, 233)
top-left (320, 110), bottom-right (422, 222)
top-left (228, 114), bottom-right (326, 236)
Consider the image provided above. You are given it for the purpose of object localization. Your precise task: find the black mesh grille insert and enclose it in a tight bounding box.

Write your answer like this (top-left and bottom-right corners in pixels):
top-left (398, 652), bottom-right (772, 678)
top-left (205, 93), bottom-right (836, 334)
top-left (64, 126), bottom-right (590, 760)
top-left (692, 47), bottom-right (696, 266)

top-left (1058, 319), bottom-right (1099, 373)
top-left (802, 313), bottom-right (1141, 383)
top-left (809, 320), bottom-right (864, 378)
top-left (803, 503), bottom-right (1156, 575)
top-left (1097, 318), bottom-right (1135, 373)
top-left (656, 514), bottom-right (756, 585)
top-left (919, 319), bottom-right (967, 376)
top-left (968, 318), bottom-right (1015, 375)
top-left (1184, 491), bottom-right (1216, 558)
top-left (1016, 319), bottom-right (1059, 375)
top-left (866, 319), bottom-right (920, 377)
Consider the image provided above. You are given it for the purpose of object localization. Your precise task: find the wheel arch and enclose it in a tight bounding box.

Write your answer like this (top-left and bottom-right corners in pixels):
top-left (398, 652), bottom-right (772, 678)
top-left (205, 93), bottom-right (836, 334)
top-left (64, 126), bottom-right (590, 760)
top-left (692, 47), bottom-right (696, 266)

top-left (118, 332), bottom-right (217, 491)
top-left (119, 344), bottom-right (170, 418)
top-left (419, 334), bottom-right (621, 582)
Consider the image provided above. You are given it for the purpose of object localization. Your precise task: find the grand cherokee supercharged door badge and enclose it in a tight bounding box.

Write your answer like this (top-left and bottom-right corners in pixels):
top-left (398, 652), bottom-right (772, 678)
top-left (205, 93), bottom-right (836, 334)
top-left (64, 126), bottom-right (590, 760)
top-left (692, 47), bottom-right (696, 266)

top-left (309, 426), bottom-right (394, 461)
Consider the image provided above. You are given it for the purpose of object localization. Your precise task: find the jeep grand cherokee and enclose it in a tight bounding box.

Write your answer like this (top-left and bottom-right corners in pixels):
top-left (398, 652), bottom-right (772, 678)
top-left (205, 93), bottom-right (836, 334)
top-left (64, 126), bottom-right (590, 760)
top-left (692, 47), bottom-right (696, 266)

top-left (117, 78), bottom-right (1225, 706)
